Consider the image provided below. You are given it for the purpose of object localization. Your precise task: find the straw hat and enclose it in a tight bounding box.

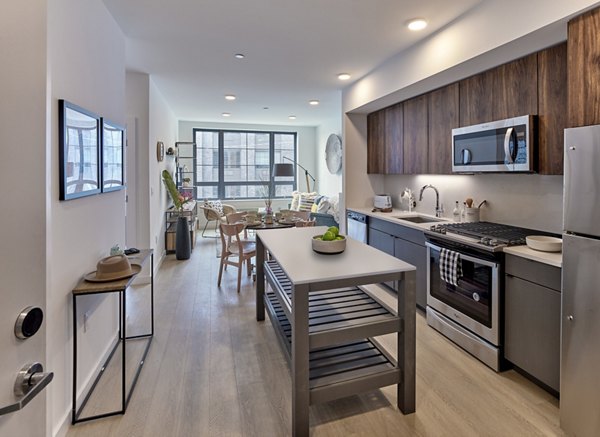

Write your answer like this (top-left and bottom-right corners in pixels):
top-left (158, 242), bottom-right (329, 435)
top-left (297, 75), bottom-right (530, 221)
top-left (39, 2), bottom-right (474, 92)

top-left (84, 255), bottom-right (142, 282)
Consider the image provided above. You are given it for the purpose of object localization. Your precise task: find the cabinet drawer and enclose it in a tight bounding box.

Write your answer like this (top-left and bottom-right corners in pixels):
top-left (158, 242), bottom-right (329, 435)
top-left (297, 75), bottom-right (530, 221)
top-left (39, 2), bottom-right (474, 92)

top-left (367, 227), bottom-right (394, 256)
top-left (368, 217), bottom-right (425, 246)
top-left (504, 275), bottom-right (560, 391)
top-left (505, 254), bottom-right (561, 291)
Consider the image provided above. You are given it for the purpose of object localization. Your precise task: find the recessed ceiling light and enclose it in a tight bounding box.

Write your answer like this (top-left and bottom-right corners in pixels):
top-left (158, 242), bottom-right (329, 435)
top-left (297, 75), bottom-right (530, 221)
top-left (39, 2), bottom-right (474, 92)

top-left (309, 100), bottom-right (320, 106)
top-left (288, 115), bottom-right (297, 120)
top-left (225, 94), bottom-right (236, 101)
top-left (222, 112), bottom-right (231, 117)
top-left (407, 18), bottom-right (427, 31)
top-left (337, 73), bottom-right (351, 81)
top-left (234, 53), bottom-right (245, 59)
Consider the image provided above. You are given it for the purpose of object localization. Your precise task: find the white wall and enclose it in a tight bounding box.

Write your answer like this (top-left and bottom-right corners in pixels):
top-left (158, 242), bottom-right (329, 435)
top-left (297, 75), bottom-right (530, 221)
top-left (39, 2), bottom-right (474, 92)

top-left (315, 114), bottom-right (343, 197)
top-left (0, 3), bottom-right (48, 437)
top-left (149, 79), bottom-right (178, 257)
top-left (382, 174), bottom-right (563, 233)
top-left (46, 0), bottom-right (126, 435)
top-left (126, 72), bottom-right (150, 250)
top-left (178, 120), bottom-right (317, 211)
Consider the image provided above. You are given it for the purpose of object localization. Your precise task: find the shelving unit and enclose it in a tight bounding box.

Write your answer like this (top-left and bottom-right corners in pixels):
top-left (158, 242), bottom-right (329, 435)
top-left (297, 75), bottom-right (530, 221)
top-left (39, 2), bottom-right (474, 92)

top-left (255, 227), bottom-right (416, 436)
top-left (175, 142), bottom-right (196, 200)
top-left (165, 200), bottom-right (197, 253)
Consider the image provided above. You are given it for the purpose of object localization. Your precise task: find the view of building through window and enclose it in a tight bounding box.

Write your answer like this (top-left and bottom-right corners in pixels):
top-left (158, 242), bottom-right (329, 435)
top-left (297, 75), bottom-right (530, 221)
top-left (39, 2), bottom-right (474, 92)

top-left (193, 129), bottom-right (296, 200)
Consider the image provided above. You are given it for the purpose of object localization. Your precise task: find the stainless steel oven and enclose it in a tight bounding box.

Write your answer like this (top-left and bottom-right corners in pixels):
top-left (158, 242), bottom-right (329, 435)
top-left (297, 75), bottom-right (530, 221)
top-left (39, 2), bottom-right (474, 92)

top-left (426, 240), bottom-right (501, 370)
top-left (424, 222), bottom-right (546, 371)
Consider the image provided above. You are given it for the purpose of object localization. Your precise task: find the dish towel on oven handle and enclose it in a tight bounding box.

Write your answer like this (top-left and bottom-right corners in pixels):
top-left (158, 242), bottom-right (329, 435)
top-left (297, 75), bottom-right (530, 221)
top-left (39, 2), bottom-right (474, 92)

top-left (440, 248), bottom-right (462, 287)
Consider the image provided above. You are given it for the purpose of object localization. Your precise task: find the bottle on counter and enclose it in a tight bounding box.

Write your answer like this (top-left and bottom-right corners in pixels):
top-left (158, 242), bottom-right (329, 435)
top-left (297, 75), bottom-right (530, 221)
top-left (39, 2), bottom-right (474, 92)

top-left (453, 201), bottom-right (461, 222)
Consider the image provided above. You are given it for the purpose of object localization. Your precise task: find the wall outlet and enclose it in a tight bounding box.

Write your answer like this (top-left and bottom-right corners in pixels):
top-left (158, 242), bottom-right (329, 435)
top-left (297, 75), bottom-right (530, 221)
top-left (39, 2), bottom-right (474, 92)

top-left (83, 311), bottom-right (90, 333)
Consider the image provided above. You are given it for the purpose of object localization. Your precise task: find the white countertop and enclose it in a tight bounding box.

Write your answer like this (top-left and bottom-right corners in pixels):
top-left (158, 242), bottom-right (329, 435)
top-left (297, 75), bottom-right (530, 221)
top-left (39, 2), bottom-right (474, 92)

top-left (503, 246), bottom-right (562, 268)
top-left (346, 207), bottom-right (451, 231)
top-left (256, 226), bottom-right (415, 285)
top-left (347, 206), bottom-right (562, 268)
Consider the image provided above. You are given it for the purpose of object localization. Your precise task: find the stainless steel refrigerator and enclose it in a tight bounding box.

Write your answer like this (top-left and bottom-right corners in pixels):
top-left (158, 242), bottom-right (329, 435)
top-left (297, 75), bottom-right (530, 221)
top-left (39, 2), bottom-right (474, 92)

top-left (561, 124), bottom-right (600, 437)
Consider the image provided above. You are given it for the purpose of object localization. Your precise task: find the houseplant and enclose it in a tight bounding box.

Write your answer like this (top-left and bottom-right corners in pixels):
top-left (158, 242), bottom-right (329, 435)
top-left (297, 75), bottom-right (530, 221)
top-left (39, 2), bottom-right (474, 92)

top-left (162, 169), bottom-right (192, 260)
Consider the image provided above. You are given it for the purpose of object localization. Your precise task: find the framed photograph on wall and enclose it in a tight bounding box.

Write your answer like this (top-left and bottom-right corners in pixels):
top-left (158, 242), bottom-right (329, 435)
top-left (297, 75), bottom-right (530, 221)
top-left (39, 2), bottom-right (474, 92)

top-left (59, 100), bottom-right (101, 200)
top-left (101, 119), bottom-right (125, 192)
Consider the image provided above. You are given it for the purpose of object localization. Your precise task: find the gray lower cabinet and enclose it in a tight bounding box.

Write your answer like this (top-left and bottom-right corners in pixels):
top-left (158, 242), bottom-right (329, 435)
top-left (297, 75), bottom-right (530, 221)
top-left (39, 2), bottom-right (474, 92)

top-left (368, 218), bottom-right (427, 310)
top-left (368, 227), bottom-right (394, 256)
top-left (504, 254), bottom-right (561, 392)
top-left (395, 239), bottom-right (427, 309)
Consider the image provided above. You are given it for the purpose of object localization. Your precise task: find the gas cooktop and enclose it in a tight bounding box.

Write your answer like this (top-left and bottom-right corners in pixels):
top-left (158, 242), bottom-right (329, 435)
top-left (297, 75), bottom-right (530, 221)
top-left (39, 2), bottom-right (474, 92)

top-left (426, 221), bottom-right (543, 252)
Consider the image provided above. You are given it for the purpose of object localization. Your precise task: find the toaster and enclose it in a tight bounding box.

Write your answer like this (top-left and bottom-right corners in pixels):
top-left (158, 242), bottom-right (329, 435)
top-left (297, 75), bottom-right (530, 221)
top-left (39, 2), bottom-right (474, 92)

top-left (374, 194), bottom-right (392, 210)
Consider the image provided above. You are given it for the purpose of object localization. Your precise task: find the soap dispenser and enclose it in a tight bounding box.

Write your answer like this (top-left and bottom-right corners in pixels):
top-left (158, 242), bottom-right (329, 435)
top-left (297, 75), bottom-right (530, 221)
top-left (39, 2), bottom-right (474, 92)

top-left (452, 201), bottom-right (461, 222)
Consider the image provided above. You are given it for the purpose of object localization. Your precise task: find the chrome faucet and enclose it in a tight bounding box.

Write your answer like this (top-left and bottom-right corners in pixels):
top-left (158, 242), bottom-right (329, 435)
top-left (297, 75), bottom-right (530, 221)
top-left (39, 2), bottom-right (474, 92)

top-left (419, 184), bottom-right (443, 217)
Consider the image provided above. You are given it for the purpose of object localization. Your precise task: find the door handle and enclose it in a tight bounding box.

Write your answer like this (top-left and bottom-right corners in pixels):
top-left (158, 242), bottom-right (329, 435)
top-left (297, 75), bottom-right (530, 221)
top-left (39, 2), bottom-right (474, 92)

top-left (0, 363), bottom-right (53, 416)
top-left (504, 127), bottom-right (516, 164)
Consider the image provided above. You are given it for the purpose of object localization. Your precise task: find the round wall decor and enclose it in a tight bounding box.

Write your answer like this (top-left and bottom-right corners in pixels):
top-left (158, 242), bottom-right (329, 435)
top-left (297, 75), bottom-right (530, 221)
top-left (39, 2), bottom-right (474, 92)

top-left (325, 134), bottom-right (342, 174)
top-left (156, 141), bottom-right (164, 162)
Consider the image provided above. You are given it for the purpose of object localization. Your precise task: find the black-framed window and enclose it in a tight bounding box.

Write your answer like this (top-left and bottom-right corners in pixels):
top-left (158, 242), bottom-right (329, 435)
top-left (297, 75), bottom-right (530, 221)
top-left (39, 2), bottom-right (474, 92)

top-left (193, 128), bottom-right (297, 200)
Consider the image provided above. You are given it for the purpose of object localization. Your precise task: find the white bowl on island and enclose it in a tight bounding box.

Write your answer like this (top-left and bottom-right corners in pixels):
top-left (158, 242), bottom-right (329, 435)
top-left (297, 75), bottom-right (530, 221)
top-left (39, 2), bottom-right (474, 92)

top-left (312, 235), bottom-right (346, 254)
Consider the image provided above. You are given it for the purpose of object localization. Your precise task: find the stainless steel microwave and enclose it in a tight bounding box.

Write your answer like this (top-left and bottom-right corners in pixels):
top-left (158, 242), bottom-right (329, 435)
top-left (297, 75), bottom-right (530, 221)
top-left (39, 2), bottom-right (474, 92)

top-left (452, 115), bottom-right (535, 173)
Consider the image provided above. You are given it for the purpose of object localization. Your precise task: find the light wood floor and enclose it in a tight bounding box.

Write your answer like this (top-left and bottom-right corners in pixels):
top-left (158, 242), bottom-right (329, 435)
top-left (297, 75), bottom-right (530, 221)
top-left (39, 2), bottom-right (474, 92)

top-left (67, 234), bottom-right (564, 437)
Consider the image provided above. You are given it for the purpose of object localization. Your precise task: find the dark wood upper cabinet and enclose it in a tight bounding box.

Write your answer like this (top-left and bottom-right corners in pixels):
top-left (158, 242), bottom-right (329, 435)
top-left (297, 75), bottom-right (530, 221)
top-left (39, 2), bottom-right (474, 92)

top-left (403, 94), bottom-right (428, 174)
top-left (367, 110), bottom-right (385, 174)
top-left (367, 35), bottom-right (571, 175)
top-left (367, 103), bottom-right (403, 174)
top-left (459, 70), bottom-right (494, 126)
top-left (493, 54), bottom-right (538, 120)
top-left (460, 54), bottom-right (537, 127)
top-left (428, 83), bottom-right (459, 174)
top-left (538, 42), bottom-right (567, 175)
top-left (384, 103), bottom-right (404, 174)
top-left (568, 7), bottom-right (600, 128)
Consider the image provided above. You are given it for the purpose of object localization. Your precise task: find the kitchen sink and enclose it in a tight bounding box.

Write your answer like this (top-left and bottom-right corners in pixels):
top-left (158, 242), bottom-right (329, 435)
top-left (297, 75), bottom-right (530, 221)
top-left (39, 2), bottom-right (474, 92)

top-left (394, 215), bottom-right (445, 224)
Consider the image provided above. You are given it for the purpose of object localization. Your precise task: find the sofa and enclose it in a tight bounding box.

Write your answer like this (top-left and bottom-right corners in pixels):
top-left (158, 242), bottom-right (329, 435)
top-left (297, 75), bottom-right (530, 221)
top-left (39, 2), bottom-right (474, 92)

top-left (289, 191), bottom-right (340, 228)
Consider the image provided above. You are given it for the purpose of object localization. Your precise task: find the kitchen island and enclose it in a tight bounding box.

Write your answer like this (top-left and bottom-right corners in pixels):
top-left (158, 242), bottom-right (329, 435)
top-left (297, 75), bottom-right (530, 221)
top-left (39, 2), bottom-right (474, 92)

top-left (255, 226), bottom-right (416, 437)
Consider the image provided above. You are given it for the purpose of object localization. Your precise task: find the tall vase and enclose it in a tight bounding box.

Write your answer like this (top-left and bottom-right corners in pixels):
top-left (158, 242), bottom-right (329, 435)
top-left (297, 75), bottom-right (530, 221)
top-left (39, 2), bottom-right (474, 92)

top-left (264, 199), bottom-right (273, 215)
top-left (175, 215), bottom-right (191, 260)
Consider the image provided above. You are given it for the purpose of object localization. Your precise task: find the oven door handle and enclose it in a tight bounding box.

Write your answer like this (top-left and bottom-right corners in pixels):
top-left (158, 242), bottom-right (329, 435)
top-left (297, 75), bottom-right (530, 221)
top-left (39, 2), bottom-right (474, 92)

top-left (426, 242), bottom-right (499, 269)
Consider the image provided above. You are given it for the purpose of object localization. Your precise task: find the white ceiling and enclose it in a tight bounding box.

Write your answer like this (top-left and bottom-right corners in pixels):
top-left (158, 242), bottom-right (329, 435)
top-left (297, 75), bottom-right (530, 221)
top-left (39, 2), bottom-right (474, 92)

top-left (103, 0), bottom-right (482, 126)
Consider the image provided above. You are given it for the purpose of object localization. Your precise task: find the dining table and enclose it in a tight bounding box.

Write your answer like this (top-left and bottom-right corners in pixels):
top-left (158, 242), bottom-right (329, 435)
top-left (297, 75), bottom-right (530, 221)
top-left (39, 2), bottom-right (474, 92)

top-left (244, 220), bottom-right (295, 230)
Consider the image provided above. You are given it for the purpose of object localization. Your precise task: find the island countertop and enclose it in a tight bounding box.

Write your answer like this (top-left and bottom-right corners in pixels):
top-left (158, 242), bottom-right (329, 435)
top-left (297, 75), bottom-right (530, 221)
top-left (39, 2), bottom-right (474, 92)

top-left (256, 226), bottom-right (415, 286)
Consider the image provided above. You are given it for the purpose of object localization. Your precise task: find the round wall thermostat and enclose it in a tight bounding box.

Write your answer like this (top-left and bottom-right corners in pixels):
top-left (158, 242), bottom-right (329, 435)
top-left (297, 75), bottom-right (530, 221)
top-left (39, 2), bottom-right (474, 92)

top-left (14, 306), bottom-right (44, 339)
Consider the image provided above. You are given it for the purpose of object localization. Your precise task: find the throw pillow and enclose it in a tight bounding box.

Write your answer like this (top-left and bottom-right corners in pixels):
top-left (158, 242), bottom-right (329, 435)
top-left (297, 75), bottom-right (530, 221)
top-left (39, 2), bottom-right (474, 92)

top-left (290, 191), bottom-right (301, 211)
top-left (298, 192), bottom-right (317, 212)
top-left (204, 199), bottom-right (223, 216)
top-left (317, 198), bottom-right (331, 214)
top-left (310, 203), bottom-right (319, 213)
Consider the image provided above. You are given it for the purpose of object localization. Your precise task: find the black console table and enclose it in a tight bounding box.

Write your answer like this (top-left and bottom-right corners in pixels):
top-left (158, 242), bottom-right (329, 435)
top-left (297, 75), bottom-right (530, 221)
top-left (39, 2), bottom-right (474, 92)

top-left (71, 249), bottom-right (154, 424)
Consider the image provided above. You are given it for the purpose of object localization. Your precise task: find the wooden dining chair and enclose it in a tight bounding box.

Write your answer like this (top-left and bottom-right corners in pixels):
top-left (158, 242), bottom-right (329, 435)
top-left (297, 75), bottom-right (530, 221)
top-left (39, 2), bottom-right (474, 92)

top-left (295, 219), bottom-right (316, 227)
top-left (218, 223), bottom-right (256, 293)
top-left (226, 211), bottom-right (252, 240)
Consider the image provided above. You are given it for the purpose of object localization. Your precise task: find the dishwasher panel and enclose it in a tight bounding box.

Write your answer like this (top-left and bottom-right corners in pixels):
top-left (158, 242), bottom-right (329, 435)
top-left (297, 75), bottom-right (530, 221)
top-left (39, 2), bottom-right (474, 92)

top-left (347, 211), bottom-right (367, 243)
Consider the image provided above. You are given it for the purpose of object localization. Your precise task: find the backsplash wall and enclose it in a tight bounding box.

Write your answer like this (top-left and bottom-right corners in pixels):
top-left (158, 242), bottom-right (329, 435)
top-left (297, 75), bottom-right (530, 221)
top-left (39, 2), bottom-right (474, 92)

top-left (383, 174), bottom-right (563, 233)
